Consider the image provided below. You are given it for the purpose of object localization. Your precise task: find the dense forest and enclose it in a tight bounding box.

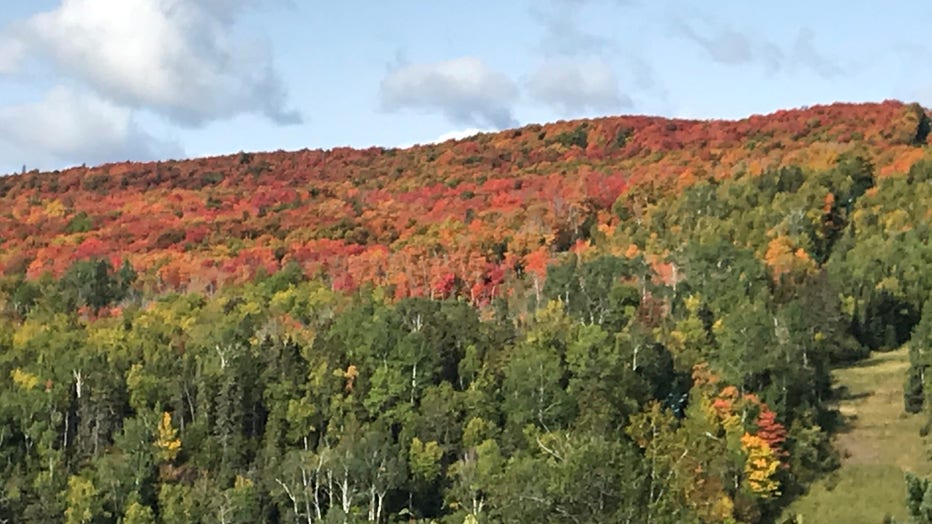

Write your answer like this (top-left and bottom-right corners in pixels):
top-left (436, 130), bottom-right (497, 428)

top-left (0, 101), bottom-right (930, 522)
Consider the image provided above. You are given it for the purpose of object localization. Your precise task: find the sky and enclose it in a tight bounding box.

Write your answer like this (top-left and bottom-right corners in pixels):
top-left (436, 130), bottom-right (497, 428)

top-left (1, 0), bottom-right (931, 174)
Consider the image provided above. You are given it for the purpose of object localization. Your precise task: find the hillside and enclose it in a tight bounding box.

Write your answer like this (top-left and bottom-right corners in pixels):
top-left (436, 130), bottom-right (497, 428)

top-left (0, 101), bottom-right (928, 298)
top-left (0, 101), bottom-right (930, 523)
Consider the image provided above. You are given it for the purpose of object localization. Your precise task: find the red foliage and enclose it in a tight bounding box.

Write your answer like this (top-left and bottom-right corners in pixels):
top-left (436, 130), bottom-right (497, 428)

top-left (0, 101), bottom-right (924, 299)
top-left (755, 408), bottom-right (788, 460)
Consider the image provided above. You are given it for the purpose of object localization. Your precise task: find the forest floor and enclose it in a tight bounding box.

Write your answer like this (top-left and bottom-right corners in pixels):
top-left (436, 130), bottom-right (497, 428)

top-left (782, 346), bottom-right (931, 524)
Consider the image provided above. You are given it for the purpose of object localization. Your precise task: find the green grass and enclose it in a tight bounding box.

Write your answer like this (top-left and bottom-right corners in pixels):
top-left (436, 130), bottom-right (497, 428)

top-left (781, 347), bottom-right (931, 524)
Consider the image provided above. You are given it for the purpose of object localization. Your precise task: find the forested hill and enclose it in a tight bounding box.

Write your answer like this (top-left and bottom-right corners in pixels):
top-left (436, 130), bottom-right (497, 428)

top-left (0, 101), bottom-right (930, 523)
top-left (0, 100), bottom-right (928, 296)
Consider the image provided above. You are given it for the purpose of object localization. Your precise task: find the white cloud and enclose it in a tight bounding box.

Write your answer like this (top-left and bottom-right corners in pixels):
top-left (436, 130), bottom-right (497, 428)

top-left (529, 0), bottom-right (657, 114)
top-left (0, 38), bottom-right (24, 74)
top-left (380, 57), bottom-right (518, 128)
top-left (0, 86), bottom-right (182, 171)
top-left (394, 128), bottom-right (490, 149)
top-left (5, 0), bottom-right (299, 125)
top-left (433, 128), bottom-right (488, 143)
top-left (527, 59), bottom-right (630, 115)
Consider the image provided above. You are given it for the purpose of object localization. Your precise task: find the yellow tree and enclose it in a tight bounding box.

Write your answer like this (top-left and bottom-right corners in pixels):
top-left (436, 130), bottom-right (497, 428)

top-left (741, 434), bottom-right (781, 498)
top-left (64, 475), bottom-right (99, 524)
top-left (155, 411), bottom-right (181, 462)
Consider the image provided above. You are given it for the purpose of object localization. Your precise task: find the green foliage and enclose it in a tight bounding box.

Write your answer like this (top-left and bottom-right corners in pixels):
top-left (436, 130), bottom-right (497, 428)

top-left (123, 500), bottom-right (156, 524)
top-left (612, 126), bottom-right (634, 149)
top-left (544, 254), bottom-right (645, 329)
top-left (82, 173), bottom-right (110, 193)
top-left (57, 258), bottom-right (135, 311)
top-left (906, 473), bottom-right (932, 523)
top-left (905, 102), bottom-right (931, 145)
top-left (905, 301), bottom-right (932, 415)
top-left (198, 171), bottom-right (225, 188)
top-left (4, 277), bottom-right (41, 317)
top-left (408, 437), bottom-right (443, 483)
top-left (64, 475), bottom-right (100, 524)
top-left (553, 123), bottom-right (590, 149)
top-left (65, 211), bottom-right (94, 234)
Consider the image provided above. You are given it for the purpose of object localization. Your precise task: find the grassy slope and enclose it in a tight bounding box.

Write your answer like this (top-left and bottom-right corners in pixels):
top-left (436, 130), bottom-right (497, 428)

top-left (783, 347), bottom-right (931, 523)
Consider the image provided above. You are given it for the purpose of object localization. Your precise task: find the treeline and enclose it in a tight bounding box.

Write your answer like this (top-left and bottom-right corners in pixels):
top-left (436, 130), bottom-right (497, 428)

top-left (0, 155), bottom-right (929, 523)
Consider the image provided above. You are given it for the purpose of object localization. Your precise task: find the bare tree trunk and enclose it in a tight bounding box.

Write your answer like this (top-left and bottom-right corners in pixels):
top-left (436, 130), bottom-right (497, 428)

top-left (339, 466), bottom-right (352, 524)
top-left (376, 491), bottom-right (385, 523)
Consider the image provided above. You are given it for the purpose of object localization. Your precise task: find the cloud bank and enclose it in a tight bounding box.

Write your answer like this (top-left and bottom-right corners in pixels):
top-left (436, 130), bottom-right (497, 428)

top-left (4, 0), bottom-right (300, 125)
top-left (527, 59), bottom-right (630, 114)
top-left (527, 0), bottom-right (641, 116)
top-left (380, 57), bottom-right (519, 129)
top-left (0, 87), bottom-right (182, 173)
top-left (0, 0), bottom-right (298, 171)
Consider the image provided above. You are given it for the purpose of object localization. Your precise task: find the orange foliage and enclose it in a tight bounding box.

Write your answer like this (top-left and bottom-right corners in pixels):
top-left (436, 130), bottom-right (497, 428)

top-left (0, 101), bottom-right (926, 301)
top-left (764, 236), bottom-right (815, 281)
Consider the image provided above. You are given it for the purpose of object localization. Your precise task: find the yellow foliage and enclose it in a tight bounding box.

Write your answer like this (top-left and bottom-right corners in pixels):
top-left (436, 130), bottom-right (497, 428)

top-left (12, 318), bottom-right (47, 350)
top-left (741, 433), bottom-right (781, 497)
top-left (683, 294), bottom-right (702, 314)
top-left (156, 412), bottom-right (182, 462)
top-left (711, 494), bottom-right (735, 522)
top-left (64, 475), bottom-right (98, 524)
top-left (721, 412), bottom-right (743, 435)
top-left (123, 501), bottom-right (156, 524)
top-left (343, 364), bottom-right (359, 393)
top-left (270, 287), bottom-right (299, 314)
top-left (11, 368), bottom-right (40, 390)
top-left (136, 301), bottom-right (197, 335)
top-left (234, 475), bottom-right (253, 489)
top-left (876, 276), bottom-right (902, 295)
top-left (44, 199), bottom-right (67, 218)
top-left (87, 324), bottom-right (125, 352)
top-left (883, 209), bottom-right (912, 233)
top-left (667, 329), bottom-right (687, 349)
top-left (533, 300), bottom-right (570, 331)
top-left (711, 318), bottom-right (724, 335)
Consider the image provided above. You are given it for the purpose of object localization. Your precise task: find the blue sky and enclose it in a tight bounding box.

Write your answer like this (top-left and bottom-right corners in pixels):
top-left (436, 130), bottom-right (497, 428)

top-left (0, 0), bottom-right (931, 174)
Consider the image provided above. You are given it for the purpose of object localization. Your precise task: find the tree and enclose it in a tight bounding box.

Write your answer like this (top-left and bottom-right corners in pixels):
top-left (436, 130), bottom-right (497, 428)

top-left (447, 428), bottom-right (503, 522)
top-left (156, 412), bottom-right (181, 462)
top-left (123, 500), bottom-right (156, 524)
top-left (58, 258), bottom-right (122, 312)
top-left (905, 473), bottom-right (932, 524)
top-left (501, 304), bottom-right (575, 446)
top-left (544, 254), bottom-right (645, 329)
top-left (64, 475), bottom-right (100, 524)
top-left (905, 298), bottom-right (932, 415)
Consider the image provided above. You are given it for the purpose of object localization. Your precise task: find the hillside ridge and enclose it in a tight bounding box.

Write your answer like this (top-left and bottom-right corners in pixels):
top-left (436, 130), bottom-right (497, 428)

top-left (4, 100), bottom-right (925, 183)
top-left (0, 100), bottom-right (928, 297)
